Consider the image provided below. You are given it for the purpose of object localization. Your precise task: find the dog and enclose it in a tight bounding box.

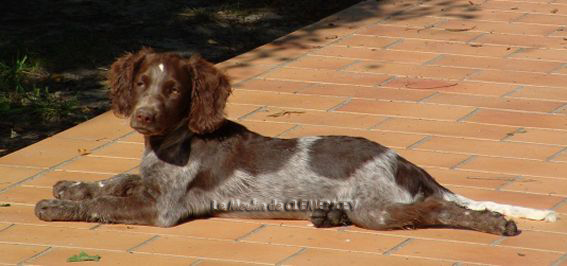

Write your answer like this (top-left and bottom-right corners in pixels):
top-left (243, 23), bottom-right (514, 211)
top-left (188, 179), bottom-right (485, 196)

top-left (35, 48), bottom-right (556, 235)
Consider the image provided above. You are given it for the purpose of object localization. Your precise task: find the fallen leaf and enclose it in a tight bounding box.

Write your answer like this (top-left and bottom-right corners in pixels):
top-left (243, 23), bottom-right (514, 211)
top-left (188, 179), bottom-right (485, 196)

top-left (77, 148), bottom-right (90, 156)
top-left (445, 25), bottom-right (476, 32)
top-left (468, 0), bottom-right (474, 5)
top-left (470, 44), bottom-right (483, 47)
top-left (404, 82), bottom-right (458, 90)
top-left (517, 128), bottom-right (527, 134)
top-left (67, 251), bottom-right (101, 262)
top-left (268, 111), bottom-right (306, 118)
top-left (0, 203), bottom-right (10, 207)
top-left (325, 35), bottom-right (338, 39)
top-left (551, 8), bottom-right (559, 14)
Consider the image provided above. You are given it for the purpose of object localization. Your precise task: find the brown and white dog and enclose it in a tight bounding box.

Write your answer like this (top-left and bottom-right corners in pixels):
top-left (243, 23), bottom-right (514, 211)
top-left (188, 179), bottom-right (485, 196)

top-left (35, 48), bottom-right (556, 235)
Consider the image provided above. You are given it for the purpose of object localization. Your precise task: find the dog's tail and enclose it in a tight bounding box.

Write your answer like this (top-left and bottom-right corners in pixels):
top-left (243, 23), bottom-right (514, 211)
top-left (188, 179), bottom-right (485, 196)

top-left (442, 192), bottom-right (557, 222)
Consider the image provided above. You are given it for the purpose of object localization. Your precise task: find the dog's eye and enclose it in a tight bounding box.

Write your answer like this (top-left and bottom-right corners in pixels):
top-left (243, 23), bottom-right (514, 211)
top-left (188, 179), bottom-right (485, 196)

top-left (170, 87), bottom-right (180, 95)
top-left (136, 81), bottom-right (144, 87)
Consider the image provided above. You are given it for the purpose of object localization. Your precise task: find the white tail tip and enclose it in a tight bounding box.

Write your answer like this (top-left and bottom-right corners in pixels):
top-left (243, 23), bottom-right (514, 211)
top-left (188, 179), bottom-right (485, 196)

top-left (444, 193), bottom-right (558, 222)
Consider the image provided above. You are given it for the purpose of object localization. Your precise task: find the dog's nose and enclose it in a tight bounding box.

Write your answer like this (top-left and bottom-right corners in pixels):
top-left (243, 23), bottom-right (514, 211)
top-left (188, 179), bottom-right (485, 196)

top-left (135, 108), bottom-right (156, 124)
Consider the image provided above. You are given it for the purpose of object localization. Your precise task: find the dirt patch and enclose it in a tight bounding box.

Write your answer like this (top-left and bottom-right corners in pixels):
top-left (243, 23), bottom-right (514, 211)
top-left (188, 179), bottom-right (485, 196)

top-left (0, 0), bottom-right (361, 156)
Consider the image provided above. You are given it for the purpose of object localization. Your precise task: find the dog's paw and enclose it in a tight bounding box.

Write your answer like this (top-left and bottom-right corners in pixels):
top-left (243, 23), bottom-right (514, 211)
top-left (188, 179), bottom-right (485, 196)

top-left (35, 199), bottom-right (81, 221)
top-left (53, 180), bottom-right (93, 201)
top-left (310, 208), bottom-right (352, 228)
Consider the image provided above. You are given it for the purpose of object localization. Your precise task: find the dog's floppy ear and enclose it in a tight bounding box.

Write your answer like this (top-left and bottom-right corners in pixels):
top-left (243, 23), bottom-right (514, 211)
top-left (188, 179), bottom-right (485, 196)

top-left (186, 54), bottom-right (232, 134)
top-left (107, 47), bottom-right (153, 117)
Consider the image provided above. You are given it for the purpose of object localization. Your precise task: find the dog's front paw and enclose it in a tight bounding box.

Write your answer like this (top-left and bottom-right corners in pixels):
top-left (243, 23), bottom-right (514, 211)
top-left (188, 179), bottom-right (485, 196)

top-left (35, 199), bottom-right (81, 221)
top-left (53, 180), bottom-right (93, 201)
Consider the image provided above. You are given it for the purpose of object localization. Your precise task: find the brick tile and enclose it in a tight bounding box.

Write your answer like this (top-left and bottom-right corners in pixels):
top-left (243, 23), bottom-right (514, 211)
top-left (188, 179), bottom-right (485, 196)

top-left (117, 133), bottom-right (144, 144)
top-left (374, 118), bottom-right (515, 140)
top-left (198, 260), bottom-right (261, 266)
top-left (0, 137), bottom-right (105, 168)
top-left (60, 156), bottom-right (140, 175)
top-left (0, 224), bottom-right (151, 250)
top-left (482, 1), bottom-right (567, 15)
top-left (29, 248), bottom-right (196, 266)
top-left (283, 248), bottom-right (451, 266)
top-left (471, 70), bottom-right (567, 88)
top-left (385, 78), bottom-right (519, 96)
top-left (300, 84), bottom-right (435, 101)
top-left (415, 136), bottom-right (561, 160)
top-left (233, 79), bottom-right (310, 92)
top-left (242, 225), bottom-right (405, 253)
top-left (394, 239), bottom-right (560, 265)
top-left (498, 230), bottom-right (567, 252)
top-left (24, 170), bottom-right (112, 188)
top-left (244, 107), bottom-right (384, 129)
top-left (551, 150), bottom-right (567, 162)
top-left (285, 55), bottom-right (357, 70)
top-left (348, 61), bottom-right (476, 80)
top-left (433, 55), bottom-right (561, 73)
top-left (225, 43), bottom-right (309, 66)
top-left (265, 67), bottom-right (391, 86)
top-left (381, 16), bottom-right (446, 27)
top-left (337, 99), bottom-right (475, 120)
top-left (438, 9), bottom-right (522, 22)
top-left (221, 64), bottom-right (273, 83)
top-left (281, 125), bottom-right (425, 149)
top-left (54, 112), bottom-right (131, 142)
top-left (447, 186), bottom-right (562, 209)
top-left (390, 39), bottom-right (514, 57)
top-left (395, 150), bottom-right (470, 168)
top-left (0, 186), bottom-right (52, 205)
top-left (210, 217), bottom-right (313, 228)
top-left (458, 156), bottom-right (567, 178)
top-left (510, 48), bottom-right (567, 62)
top-left (504, 128), bottom-right (567, 146)
top-left (312, 46), bottom-right (438, 64)
top-left (508, 86), bottom-right (567, 101)
top-left (466, 109), bottom-right (567, 130)
top-left (0, 243), bottom-right (47, 265)
top-left (425, 92), bottom-right (563, 112)
top-left (97, 219), bottom-right (261, 240)
top-left (229, 90), bottom-right (347, 111)
top-left (334, 35), bottom-right (400, 48)
top-left (439, 19), bottom-right (558, 35)
top-left (473, 34), bottom-right (567, 49)
top-left (136, 236), bottom-right (299, 264)
top-left (89, 142), bottom-right (144, 159)
top-left (0, 205), bottom-right (93, 229)
top-left (0, 166), bottom-right (42, 189)
top-left (358, 25), bottom-right (480, 42)
top-left (502, 176), bottom-right (567, 196)
top-left (225, 103), bottom-right (263, 120)
top-left (346, 226), bottom-right (500, 245)
top-left (425, 168), bottom-right (518, 189)
top-left (517, 14), bottom-right (567, 25)
top-left (238, 120), bottom-right (296, 137)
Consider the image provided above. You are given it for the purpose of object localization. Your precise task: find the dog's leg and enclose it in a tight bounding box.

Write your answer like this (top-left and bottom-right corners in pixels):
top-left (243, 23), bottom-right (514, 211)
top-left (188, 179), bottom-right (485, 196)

top-left (52, 174), bottom-right (143, 201)
top-left (349, 197), bottom-right (518, 236)
top-left (35, 193), bottom-right (158, 225)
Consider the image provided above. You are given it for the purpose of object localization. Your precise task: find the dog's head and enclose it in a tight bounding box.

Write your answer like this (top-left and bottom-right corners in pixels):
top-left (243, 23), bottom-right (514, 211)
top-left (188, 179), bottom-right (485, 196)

top-left (108, 48), bottom-right (231, 136)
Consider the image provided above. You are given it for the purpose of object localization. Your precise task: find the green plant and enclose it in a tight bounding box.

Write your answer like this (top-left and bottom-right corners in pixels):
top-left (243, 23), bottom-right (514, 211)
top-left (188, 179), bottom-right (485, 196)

top-left (0, 56), bottom-right (79, 122)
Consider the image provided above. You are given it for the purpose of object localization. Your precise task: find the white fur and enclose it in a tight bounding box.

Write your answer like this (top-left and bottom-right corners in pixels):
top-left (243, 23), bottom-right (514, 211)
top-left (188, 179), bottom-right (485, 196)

top-left (443, 193), bottom-right (557, 222)
top-left (158, 63), bottom-right (164, 72)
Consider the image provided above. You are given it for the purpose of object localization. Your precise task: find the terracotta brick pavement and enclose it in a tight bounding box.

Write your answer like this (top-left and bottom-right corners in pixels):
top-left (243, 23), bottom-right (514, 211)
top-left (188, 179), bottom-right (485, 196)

top-left (1, 0), bottom-right (566, 265)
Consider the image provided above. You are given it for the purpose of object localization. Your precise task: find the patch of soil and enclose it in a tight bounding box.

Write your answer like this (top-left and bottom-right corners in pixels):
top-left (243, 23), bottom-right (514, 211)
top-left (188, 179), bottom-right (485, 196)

top-left (0, 0), bottom-right (361, 156)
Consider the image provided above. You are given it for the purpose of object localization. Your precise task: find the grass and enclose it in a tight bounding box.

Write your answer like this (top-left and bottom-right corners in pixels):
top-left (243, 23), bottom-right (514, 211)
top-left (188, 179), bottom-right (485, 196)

top-left (0, 0), bottom-right (362, 156)
top-left (0, 56), bottom-right (79, 122)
